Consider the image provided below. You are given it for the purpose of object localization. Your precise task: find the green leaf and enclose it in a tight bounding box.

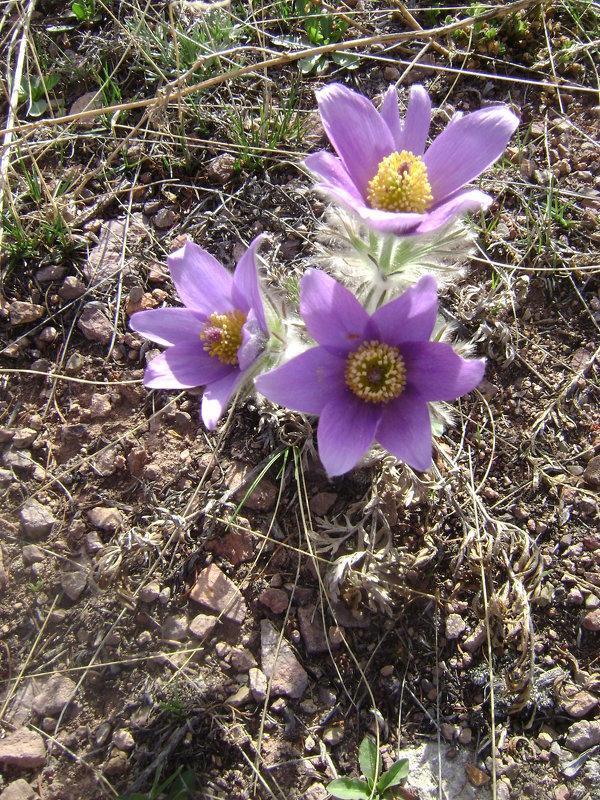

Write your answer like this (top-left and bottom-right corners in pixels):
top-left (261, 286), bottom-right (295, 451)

top-left (28, 98), bottom-right (48, 117)
top-left (298, 53), bottom-right (325, 74)
top-left (330, 52), bottom-right (360, 69)
top-left (376, 759), bottom-right (410, 794)
top-left (326, 778), bottom-right (371, 800)
top-left (71, 2), bottom-right (86, 19)
top-left (359, 736), bottom-right (381, 783)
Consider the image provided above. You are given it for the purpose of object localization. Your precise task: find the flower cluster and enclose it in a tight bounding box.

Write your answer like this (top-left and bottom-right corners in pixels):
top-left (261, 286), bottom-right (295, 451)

top-left (130, 83), bottom-right (518, 476)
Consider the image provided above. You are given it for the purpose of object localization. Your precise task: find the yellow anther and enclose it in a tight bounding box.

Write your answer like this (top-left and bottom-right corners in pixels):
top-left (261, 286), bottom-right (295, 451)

top-left (367, 150), bottom-right (433, 213)
top-left (345, 340), bottom-right (406, 404)
top-left (200, 309), bottom-right (246, 365)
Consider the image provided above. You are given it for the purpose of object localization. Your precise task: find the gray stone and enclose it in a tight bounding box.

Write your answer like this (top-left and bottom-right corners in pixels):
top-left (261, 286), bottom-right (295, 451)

top-left (138, 581), bottom-right (160, 603)
top-left (112, 729), bottom-right (135, 751)
top-left (258, 588), bottom-right (289, 614)
top-left (565, 720), bottom-right (600, 752)
top-left (20, 499), bottom-right (55, 539)
top-left (322, 727), bottom-right (344, 746)
top-left (11, 429), bottom-right (37, 448)
top-left (249, 668), bottom-right (268, 702)
top-left (205, 153), bottom-right (235, 184)
top-left (0, 778), bottom-right (38, 800)
top-left (162, 614), bottom-right (188, 642)
top-left (0, 728), bottom-right (46, 768)
top-left (61, 568), bottom-right (87, 601)
top-left (582, 609), bottom-right (600, 631)
top-left (32, 675), bottom-right (77, 717)
top-left (445, 613), bottom-right (466, 640)
top-left (188, 614), bottom-right (217, 640)
top-left (85, 216), bottom-right (147, 286)
top-left (153, 208), bottom-right (179, 229)
top-left (3, 448), bottom-right (35, 475)
top-left (59, 276), bottom-right (86, 300)
top-left (22, 545), bottom-right (44, 565)
top-left (298, 605), bottom-right (328, 655)
top-left (227, 462), bottom-right (278, 512)
top-left (189, 564), bottom-right (246, 624)
top-left (583, 456), bottom-right (600, 488)
top-left (9, 301), bottom-right (45, 326)
top-left (77, 305), bottom-right (113, 344)
top-left (227, 686), bottom-right (252, 707)
top-left (87, 506), bottom-right (122, 531)
top-left (89, 394), bottom-right (111, 419)
top-left (230, 647), bottom-right (257, 673)
top-left (261, 619), bottom-right (308, 699)
top-left (560, 688), bottom-right (599, 718)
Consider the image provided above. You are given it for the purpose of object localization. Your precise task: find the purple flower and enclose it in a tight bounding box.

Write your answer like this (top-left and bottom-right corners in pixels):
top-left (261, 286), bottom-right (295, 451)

top-left (305, 83), bottom-right (519, 235)
top-left (256, 271), bottom-right (485, 476)
top-left (130, 236), bottom-right (268, 429)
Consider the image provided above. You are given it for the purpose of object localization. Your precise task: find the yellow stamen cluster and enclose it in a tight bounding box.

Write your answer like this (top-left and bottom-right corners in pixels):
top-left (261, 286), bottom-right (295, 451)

top-left (200, 309), bottom-right (247, 366)
top-left (345, 340), bottom-right (406, 404)
top-left (367, 150), bottom-right (433, 213)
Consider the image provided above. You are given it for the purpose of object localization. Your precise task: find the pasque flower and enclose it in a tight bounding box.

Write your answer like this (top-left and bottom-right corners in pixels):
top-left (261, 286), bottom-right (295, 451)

top-left (256, 271), bottom-right (485, 476)
top-left (130, 236), bottom-right (269, 429)
top-left (305, 83), bottom-right (519, 235)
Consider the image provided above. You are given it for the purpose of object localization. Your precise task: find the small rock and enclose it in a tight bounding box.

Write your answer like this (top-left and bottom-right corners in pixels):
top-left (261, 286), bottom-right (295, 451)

top-left (36, 265), bottom-right (66, 283)
top-left (9, 301), bottom-right (45, 326)
top-left (127, 447), bottom-right (147, 477)
top-left (0, 778), bottom-right (38, 800)
top-left (249, 667), bottom-right (268, 702)
top-left (87, 507), bottom-right (123, 531)
top-left (383, 66), bottom-right (400, 81)
top-left (20, 499), bottom-right (55, 539)
top-left (139, 581), bottom-right (160, 603)
top-left (3, 448), bottom-right (35, 475)
top-left (205, 153), bottom-right (236, 184)
top-left (582, 609), bottom-right (600, 631)
top-left (259, 588), bottom-right (289, 614)
top-left (189, 564), bottom-right (247, 624)
top-left (463, 622), bottom-right (486, 652)
top-left (230, 647), bottom-right (257, 672)
top-left (458, 727), bottom-right (472, 745)
top-left (103, 753), bottom-right (128, 776)
top-left (298, 605), bottom-right (328, 655)
top-left (11, 429), bottom-right (37, 448)
top-left (162, 614), bottom-right (188, 642)
top-left (583, 456), bottom-right (600, 487)
top-left (0, 729), bottom-right (45, 769)
top-left (560, 689), bottom-right (599, 718)
top-left (188, 613), bottom-right (217, 640)
top-left (565, 720), bottom-right (600, 751)
top-left (227, 462), bottom-right (278, 512)
top-left (32, 675), bottom-right (77, 717)
top-left (89, 394), bottom-right (111, 419)
top-left (59, 276), bottom-right (86, 301)
top-left (22, 544), bottom-right (44, 565)
top-left (125, 289), bottom-right (156, 316)
top-left (85, 531), bottom-right (104, 553)
top-left (261, 619), bottom-right (308, 699)
top-left (78, 304), bottom-right (113, 344)
top-left (95, 722), bottom-right (112, 746)
top-left (61, 568), bottom-right (87, 601)
top-left (445, 613), bottom-right (466, 640)
top-left (204, 529), bottom-right (254, 565)
top-left (567, 587), bottom-right (584, 606)
top-left (153, 208), bottom-right (179, 229)
top-left (554, 785), bottom-right (570, 800)
top-left (322, 727), bottom-right (344, 746)
top-left (69, 90), bottom-right (102, 117)
top-left (309, 492), bottom-right (337, 516)
top-left (112, 729), bottom-right (135, 751)
top-left (227, 686), bottom-right (252, 707)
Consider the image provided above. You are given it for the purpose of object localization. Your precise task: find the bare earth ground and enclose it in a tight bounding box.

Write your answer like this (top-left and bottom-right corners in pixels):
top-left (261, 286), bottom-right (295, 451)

top-left (1, 1), bottom-right (599, 799)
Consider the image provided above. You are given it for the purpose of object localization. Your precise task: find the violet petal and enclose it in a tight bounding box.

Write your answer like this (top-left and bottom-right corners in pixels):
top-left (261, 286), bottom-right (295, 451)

top-left (376, 389), bottom-right (433, 472)
top-left (304, 151), bottom-right (364, 202)
top-left (238, 309), bottom-right (267, 371)
top-left (316, 83), bottom-right (394, 197)
top-left (398, 84), bottom-right (431, 156)
top-left (255, 347), bottom-right (345, 415)
top-left (129, 307), bottom-right (205, 348)
top-left (317, 393), bottom-right (380, 476)
top-left (232, 234), bottom-right (268, 332)
top-left (401, 342), bottom-right (486, 401)
top-left (415, 188), bottom-right (492, 233)
top-left (300, 269), bottom-right (370, 352)
top-left (143, 343), bottom-right (232, 389)
top-left (201, 370), bottom-right (241, 430)
top-left (424, 105), bottom-right (519, 199)
top-left (370, 275), bottom-right (438, 344)
top-left (379, 85), bottom-right (403, 149)
top-left (168, 240), bottom-right (234, 315)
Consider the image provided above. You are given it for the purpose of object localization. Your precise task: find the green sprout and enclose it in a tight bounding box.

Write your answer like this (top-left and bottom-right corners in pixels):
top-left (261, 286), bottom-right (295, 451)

top-left (327, 736), bottom-right (410, 800)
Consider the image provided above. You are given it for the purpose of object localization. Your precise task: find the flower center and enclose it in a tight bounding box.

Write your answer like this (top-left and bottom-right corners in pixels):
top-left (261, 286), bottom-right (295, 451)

top-left (367, 150), bottom-right (433, 213)
top-left (200, 309), bottom-right (247, 366)
top-left (345, 340), bottom-right (406, 404)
